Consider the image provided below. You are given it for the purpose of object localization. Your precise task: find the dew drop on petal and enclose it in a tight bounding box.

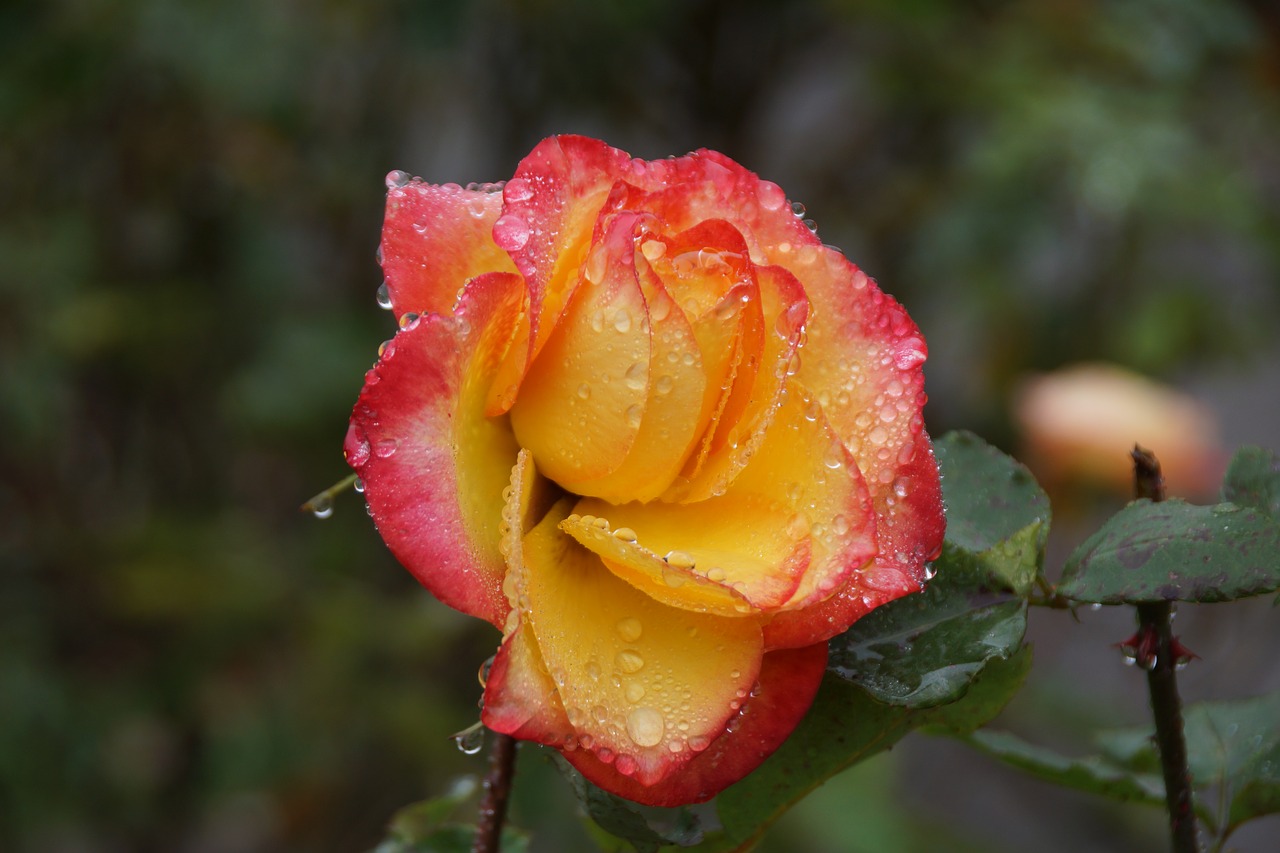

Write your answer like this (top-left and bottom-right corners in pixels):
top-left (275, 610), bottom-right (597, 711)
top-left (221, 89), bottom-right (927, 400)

top-left (663, 550), bottom-right (696, 570)
top-left (613, 309), bottom-right (633, 333)
top-left (624, 362), bottom-right (646, 390)
top-left (758, 181), bottom-right (786, 211)
top-left (626, 707), bottom-right (665, 747)
top-left (385, 169), bottom-right (410, 190)
top-left (626, 404), bottom-right (643, 429)
top-left (625, 682), bottom-right (646, 703)
top-left (613, 527), bottom-right (638, 543)
top-left (376, 280), bottom-right (393, 310)
top-left (615, 754), bottom-right (639, 776)
top-left (688, 734), bottom-right (711, 752)
top-left (576, 383), bottom-right (591, 400)
top-left (616, 617), bottom-right (643, 642)
top-left (504, 178), bottom-right (534, 202)
top-left (374, 439), bottom-right (399, 458)
top-left (615, 650), bottom-right (646, 674)
top-left (493, 214), bottom-right (531, 250)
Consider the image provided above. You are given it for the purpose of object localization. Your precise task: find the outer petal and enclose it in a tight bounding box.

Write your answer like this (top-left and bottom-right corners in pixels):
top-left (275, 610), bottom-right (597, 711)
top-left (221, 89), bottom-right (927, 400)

top-left (346, 272), bottom-right (525, 628)
top-left (381, 180), bottom-right (517, 319)
top-left (512, 499), bottom-right (767, 787)
top-left (482, 450), bottom-right (573, 743)
top-left (562, 642), bottom-right (828, 806)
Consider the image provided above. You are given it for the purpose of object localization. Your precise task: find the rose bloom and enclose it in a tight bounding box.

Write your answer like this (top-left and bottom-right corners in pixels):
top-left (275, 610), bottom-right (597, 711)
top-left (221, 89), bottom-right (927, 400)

top-left (346, 136), bottom-right (943, 805)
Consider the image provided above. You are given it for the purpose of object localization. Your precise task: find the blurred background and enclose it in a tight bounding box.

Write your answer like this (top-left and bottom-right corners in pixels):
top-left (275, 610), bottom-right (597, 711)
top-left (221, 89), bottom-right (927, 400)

top-left (3, 0), bottom-right (1279, 850)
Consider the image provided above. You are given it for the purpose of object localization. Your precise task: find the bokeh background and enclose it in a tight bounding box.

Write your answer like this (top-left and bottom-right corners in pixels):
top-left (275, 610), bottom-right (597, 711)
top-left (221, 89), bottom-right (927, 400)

top-left (3, 0), bottom-right (1279, 850)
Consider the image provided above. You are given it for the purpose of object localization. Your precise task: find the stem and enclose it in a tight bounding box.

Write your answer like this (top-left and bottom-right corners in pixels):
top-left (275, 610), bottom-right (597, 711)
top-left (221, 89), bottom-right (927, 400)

top-left (1138, 601), bottom-right (1199, 853)
top-left (1131, 445), bottom-right (1199, 853)
top-left (472, 730), bottom-right (517, 853)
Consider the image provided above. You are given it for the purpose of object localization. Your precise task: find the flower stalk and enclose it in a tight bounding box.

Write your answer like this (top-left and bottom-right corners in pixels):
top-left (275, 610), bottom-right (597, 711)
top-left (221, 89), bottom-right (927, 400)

top-left (472, 730), bottom-right (517, 853)
top-left (1131, 446), bottom-right (1199, 853)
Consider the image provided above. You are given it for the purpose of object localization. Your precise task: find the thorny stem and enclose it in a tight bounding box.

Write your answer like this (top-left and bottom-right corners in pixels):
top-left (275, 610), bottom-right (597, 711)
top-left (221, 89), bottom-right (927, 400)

top-left (472, 730), bottom-right (517, 853)
top-left (1131, 446), bottom-right (1200, 853)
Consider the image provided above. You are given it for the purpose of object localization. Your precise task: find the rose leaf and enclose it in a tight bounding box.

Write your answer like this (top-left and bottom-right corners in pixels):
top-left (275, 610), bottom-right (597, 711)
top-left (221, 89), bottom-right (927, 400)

top-left (1058, 498), bottom-right (1280, 604)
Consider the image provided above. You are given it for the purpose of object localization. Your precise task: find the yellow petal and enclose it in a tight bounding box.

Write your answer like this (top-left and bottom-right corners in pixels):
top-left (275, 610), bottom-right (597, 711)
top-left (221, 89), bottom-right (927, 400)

top-left (508, 221), bottom-right (651, 492)
top-left (569, 269), bottom-right (708, 502)
top-left (518, 500), bottom-right (765, 786)
top-left (558, 509), bottom-right (756, 617)
top-left (565, 497), bottom-right (807, 614)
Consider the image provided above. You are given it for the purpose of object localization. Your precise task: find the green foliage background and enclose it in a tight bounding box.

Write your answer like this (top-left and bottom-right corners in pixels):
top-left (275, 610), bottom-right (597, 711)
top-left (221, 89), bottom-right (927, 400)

top-left (2, 0), bottom-right (1278, 850)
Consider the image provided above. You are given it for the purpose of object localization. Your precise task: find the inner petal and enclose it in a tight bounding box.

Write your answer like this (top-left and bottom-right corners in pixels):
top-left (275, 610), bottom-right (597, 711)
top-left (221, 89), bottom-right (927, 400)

top-left (509, 215), bottom-right (652, 493)
top-left (519, 500), bottom-right (765, 786)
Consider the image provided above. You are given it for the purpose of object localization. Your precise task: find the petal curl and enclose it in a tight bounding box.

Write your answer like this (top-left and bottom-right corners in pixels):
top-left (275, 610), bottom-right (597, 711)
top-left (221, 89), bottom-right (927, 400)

top-left (562, 642), bottom-right (828, 806)
top-left (346, 272), bottom-right (525, 627)
top-left (510, 499), bottom-right (766, 787)
top-left (381, 181), bottom-right (516, 319)
top-left (497, 136), bottom-right (633, 360)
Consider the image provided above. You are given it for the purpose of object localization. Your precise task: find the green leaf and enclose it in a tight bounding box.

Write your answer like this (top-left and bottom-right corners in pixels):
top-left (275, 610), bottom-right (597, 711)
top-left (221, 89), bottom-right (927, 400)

top-left (825, 433), bottom-right (1045, 707)
top-left (1222, 446), bottom-right (1280, 523)
top-left (934, 430), bottom-right (1051, 559)
top-left (827, 536), bottom-right (1030, 707)
top-left (1058, 498), bottom-right (1280, 604)
top-left (685, 649), bottom-right (1032, 853)
top-left (557, 757), bottom-right (703, 853)
top-left (962, 729), bottom-right (1167, 809)
top-left (385, 777), bottom-right (479, 841)
top-left (1100, 690), bottom-right (1280, 838)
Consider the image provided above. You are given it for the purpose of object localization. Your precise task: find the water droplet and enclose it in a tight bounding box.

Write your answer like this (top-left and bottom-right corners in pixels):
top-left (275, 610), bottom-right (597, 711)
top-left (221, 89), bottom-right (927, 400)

top-left (309, 494), bottom-right (334, 519)
top-left (626, 707), bottom-right (665, 747)
top-left (493, 214), bottom-right (531, 250)
top-left (758, 181), bottom-right (786, 211)
top-left (576, 383), bottom-right (591, 400)
top-left (790, 201), bottom-right (807, 217)
top-left (655, 375), bottom-right (674, 395)
top-left (591, 704), bottom-right (609, 723)
top-left (374, 439), bottom-right (399, 458)
top-left (868, 426), bottom-right (889, 446)
top-left (504, 178), bottom-right (534, 202)
top-left (688, 734), bottom-right (711, 752)
top-left (613, 527), bottom-right (638, 543)
top-left (803, 218), bottom-right (818, 232)
top-left (615, 754), bottom-right (638, 776)
top-left (823, 448), bottom-right (844, 469)
top-left (613, 309), bottom-right (633, 333)
top-left (585, 659), bottom-right (601, 681)
top-left (664, 550), bottom-right (696, 570)
top-left (616, 617), bottom-right (643, 642)
top-left (376, 281), bottom-right (393, 310)
top-left (624, 362), bottom-right (646, 390)
top-left (353, 478), bottom-right (366, 494)
top-left (706, 566), bottom-right (727, 582)
top-left (385, 169), bottom-right (410, 190)
top-left (626, 404), bottom-right (643, 429)
top-left (454, 725), bottom-right (484, 755)
top-left (625, 682), bottom-right (646, 703)
top-left (585, 246), bottom-right (608, 284)
top-left (615, 650), bottom-right (645, 674)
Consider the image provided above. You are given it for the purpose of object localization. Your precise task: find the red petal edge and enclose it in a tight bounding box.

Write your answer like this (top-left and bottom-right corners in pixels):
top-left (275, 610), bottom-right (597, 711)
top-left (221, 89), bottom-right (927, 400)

top-left (559, 642), bottom-right (828, 806)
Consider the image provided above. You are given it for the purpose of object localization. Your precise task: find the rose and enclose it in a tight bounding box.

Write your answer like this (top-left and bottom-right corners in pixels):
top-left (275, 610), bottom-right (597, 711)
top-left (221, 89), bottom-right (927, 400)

top-left (345, 136), bottom-right (943, 805)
